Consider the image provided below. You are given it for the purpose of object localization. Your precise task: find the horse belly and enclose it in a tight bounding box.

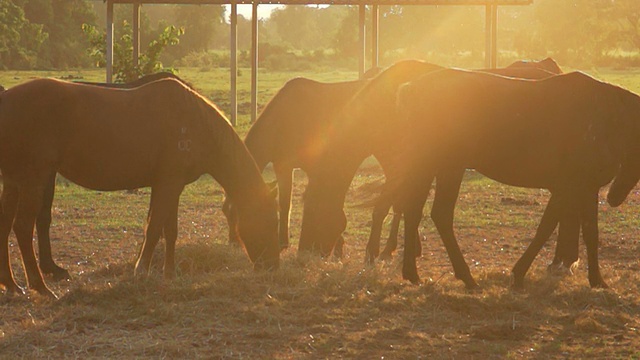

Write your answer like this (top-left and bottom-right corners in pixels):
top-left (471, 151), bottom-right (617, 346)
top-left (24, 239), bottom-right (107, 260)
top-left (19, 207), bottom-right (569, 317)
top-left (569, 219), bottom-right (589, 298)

top-left (58, 143), bottom-right (159, 191)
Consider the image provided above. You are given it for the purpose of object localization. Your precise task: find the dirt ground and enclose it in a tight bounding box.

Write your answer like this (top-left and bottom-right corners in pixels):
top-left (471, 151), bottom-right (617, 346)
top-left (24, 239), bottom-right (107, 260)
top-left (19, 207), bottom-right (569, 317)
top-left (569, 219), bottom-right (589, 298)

top-left (1, 165), bottom-right (639, 359)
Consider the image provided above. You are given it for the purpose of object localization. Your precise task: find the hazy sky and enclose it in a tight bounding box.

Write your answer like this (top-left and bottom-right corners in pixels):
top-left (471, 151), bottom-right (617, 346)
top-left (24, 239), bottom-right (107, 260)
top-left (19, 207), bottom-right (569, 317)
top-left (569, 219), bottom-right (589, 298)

top-left (226, 4), bottom-right (283, 20)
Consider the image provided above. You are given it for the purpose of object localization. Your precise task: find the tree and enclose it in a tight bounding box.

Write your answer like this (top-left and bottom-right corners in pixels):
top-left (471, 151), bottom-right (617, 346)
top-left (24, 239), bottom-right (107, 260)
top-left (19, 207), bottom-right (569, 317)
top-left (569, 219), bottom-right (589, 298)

top-left (0, 0), bottom-right (47, 69)
top-left (175, 5), bottom-right (225, 52)
top-left (23, 0), bottom-right (97, 68)
top-left (333, 6), bottom-right (360, 59)
top-left (83, 21), bottom-right (183, 83)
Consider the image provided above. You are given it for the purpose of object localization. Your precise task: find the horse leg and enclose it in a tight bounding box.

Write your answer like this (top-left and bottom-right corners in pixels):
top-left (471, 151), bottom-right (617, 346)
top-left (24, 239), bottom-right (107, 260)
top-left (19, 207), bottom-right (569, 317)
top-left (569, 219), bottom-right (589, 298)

top-left (511, 194), bottom-right (560, 288)
top-left (365, 184), bottom-right (393, 264)
top-left (580, 189), bottom-right (607, 288)
top-left (274, 163), bottom-right (293, 250)
top-left (13, 185), bottom-right (56, 298)
top-left (430, 169), bottom-right (478, 289)
top-left (399, 169), bottom-right (433, 285)
top-left (380, 208), bottom-right (402, 260)
top-left (333, 234), bottom-right (344, 259)
top-left (222, 197), bottom-right (241, 246)
top-left (0, 182), bottom-right (23, 294)
top-left (551, 199), bottom-right (580, 274)
top-left (401, 192), bottom-right (429, 285)
top-left (162, 192), bottom-right (181, 279)
top-left (135, 183), bottom-right (183, 277)
top-left (36, 172), bottom-right (71, 280)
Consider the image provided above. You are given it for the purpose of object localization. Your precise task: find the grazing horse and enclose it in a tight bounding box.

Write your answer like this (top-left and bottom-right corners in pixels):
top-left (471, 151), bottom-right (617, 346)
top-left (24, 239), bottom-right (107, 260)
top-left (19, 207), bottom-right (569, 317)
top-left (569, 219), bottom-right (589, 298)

top-left (29, 72), bottom-right (191, 281)
top-left (299, 60), bottom-right (603, 288)
top-left (223, 68), bottom-right (383, 255)
top-left (392, 69), bottom-right (633, 288)
top-left (0, 78), bottom-right (279, 298)
top-left (364, 60), bottom-right (565, 264)
top-left (299, 61), bottom-right (560, 253)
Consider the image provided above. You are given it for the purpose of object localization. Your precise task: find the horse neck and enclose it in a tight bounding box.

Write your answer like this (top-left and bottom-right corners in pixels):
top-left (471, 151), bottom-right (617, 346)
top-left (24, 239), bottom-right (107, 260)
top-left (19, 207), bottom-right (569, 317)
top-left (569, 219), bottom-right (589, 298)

top-left (244, 121), bottom-right (273, 172)
top-left (199, 106), bottom-right (269, 208)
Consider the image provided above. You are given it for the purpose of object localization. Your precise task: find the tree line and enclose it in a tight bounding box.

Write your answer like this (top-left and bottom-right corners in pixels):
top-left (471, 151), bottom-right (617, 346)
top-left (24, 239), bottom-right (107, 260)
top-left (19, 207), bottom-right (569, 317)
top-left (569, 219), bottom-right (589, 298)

top-left (2, 0), bottom-right (640, 71)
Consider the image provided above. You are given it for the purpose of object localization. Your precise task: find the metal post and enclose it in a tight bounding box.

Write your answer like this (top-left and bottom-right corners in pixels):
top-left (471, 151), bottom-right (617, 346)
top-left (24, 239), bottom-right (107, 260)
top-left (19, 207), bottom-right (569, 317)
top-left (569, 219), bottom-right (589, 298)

top-left (106, 1), bottom-right (114, 83)
top-left (484, 4), bottom-right (491, 68)
top-left (371, 4), bottom-right (379, 71)
top-left (133, 3), bottom-right (140, 68)
top-left (251, 2), bottom-right (259, 123)
top-left (230, 3), bottom-right (238, 126)
top-left (491, 4), bottom-right (498, 68)
top-left (358, 5), bottom-right (366, 78)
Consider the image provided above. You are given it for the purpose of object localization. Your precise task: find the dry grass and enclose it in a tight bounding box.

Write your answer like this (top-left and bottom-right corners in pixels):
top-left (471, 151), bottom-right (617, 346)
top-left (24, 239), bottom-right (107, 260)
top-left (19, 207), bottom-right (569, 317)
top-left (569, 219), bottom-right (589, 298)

top-left (1, 164), bottom-right (639, 359)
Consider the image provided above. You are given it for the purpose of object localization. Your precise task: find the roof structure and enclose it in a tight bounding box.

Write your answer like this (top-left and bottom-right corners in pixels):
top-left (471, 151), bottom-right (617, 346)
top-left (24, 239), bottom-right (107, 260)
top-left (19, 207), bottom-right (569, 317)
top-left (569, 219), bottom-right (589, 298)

top-left (103, 0), bottom-right (533, 124)
top-left (108, 0), bottom-right (531, 4)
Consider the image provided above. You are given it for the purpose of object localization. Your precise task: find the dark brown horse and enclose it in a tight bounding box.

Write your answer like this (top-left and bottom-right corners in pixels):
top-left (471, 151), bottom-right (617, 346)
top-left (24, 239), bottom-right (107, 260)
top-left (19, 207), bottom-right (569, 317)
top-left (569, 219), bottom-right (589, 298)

top-left (223, 68), bottom-right (383, 255)
top-left (298, 60), bottom-right (610, 288)
top-left (0, 78), bottom-right (279, 298)
top-left (392, 69), bottom-right (632, 288)
top-left (364, 60), bottom-right (565, 264)
top-left (30, 72), bottom-right (192, 281)
top-left (300, 60), bottom-right (564, 261)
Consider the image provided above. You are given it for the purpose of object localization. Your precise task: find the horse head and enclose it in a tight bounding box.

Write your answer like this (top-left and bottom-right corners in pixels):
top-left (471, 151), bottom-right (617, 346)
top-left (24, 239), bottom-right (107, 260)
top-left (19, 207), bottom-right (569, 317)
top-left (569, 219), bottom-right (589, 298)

top-left (298, 176), bottom-right (348, 256)
top-left (235, 187), bottom-right (280, 270)
top-left (606, 89), bottom-right (640, 206)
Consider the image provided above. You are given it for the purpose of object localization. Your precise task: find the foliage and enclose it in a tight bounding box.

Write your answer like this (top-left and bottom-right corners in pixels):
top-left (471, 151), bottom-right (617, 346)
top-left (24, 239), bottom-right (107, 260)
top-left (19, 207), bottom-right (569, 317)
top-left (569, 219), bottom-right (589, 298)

top-left (82, 21), bottom-right (183, 83)
top-left (22, 0), bottom-right (97, 68)
top-left (0, 0), bottom-right (47, 69)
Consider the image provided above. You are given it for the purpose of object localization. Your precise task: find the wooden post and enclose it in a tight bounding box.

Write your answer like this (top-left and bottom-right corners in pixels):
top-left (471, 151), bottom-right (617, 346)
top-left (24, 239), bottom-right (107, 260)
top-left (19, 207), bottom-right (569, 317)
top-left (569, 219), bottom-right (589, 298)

top-left (251, 2), bottom-right (258, 123)
top-left (358, 4), bottom-right (366, 78)
top-left (106, 1), bottom-right (114, 83)
top-left (371, 4), bottom-right (379, 70)
top-left (133, 3), bottom-right (140, 68)
top-left (484, 4), bottom-right (491, 68)
top-left (230, 3), bottom-right (238, 126)
top-left (491, 4), bottom-right (498, 68)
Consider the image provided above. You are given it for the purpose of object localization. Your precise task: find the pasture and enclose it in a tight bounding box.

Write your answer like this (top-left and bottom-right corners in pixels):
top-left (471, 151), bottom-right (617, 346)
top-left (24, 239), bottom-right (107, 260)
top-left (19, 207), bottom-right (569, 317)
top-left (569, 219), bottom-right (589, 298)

top-left (1, 67), bottom-right (640, 358)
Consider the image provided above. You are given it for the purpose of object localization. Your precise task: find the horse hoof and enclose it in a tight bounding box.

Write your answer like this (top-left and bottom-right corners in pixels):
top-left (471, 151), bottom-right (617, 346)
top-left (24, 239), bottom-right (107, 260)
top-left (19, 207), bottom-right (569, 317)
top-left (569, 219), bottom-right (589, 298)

top-left (402, 273), bottom-right (421, 285)
top-left (547, 263), bottom-right (573, 276)
top-left (378, 251), bottom-right (393, 261)
top-left (50, 268), bottom-right (72, 281)
top-left (34, 286), bottom-right (58, 300)
top-left (590, 278), bottom-right (609, 289)
top-left (2, 285), bottom-right (26, 296)
top-left (465, 281), bottom-right (481, 292)
top-left (509, 274), bottom-right (526, 291)
top-left (40, 263), bottom-right (72, 281)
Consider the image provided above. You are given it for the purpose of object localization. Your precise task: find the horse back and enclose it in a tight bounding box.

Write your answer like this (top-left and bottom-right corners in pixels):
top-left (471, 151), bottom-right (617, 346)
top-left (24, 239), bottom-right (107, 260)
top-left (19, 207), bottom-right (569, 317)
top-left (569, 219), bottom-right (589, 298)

top-left (245, 77), bottom-right (367, 170)
top-left (398, 70), bottom-right (622, 189)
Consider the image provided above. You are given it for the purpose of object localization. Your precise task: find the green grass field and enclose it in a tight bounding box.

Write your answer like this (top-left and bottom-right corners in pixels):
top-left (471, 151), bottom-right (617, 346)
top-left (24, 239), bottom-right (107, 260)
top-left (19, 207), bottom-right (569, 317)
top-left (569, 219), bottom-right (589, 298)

top-left (1, 66), bottom-right (640, 358)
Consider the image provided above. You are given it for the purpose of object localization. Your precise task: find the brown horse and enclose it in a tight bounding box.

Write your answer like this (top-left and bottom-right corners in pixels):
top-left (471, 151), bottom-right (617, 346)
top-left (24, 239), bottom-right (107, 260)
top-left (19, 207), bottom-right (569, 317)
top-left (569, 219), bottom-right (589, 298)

top-left (300, 60), bottom-right (564, 262)
top-left (298, 60), bottom-right (604, 288)
top-left (29, 72), bottom-right (192, 281)
top-left (364, 60), bottom-right (566, 264)
top-left (223, 68), bottom-right (383, 255)
top-left (0, 78), bottom-right (279, 298)
top-left (392, 69), bottom-right (632, 288)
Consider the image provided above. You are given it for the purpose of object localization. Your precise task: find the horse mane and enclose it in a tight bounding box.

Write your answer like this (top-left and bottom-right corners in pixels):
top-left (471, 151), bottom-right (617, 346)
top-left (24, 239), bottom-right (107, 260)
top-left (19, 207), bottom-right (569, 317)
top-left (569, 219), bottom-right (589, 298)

top-left (161, 78), bottom-right (267, 204)
top-left (506, 57), bottom-right (563, 75)
top-left (348, 60), bottom-right (444, 107)
top-left (75, 72), bottom-right (195, 91)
